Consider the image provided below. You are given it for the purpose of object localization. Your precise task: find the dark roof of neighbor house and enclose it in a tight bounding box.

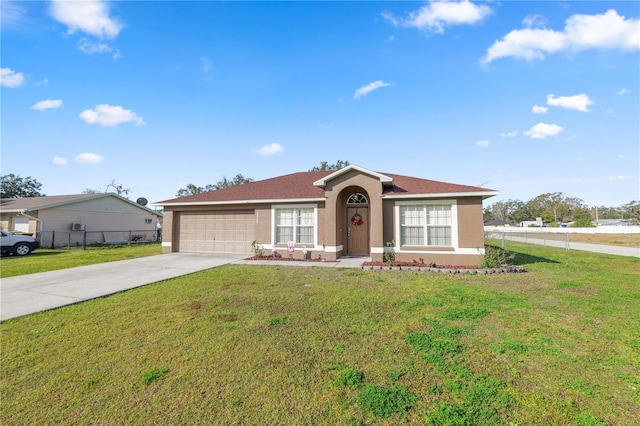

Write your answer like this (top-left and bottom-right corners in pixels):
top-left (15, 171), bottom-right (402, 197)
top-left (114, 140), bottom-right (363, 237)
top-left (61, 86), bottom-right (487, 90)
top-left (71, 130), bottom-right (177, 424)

top-left (0, 193), bottom-right (162, 215)
top-left (157, 166), bottom-right (498, 205)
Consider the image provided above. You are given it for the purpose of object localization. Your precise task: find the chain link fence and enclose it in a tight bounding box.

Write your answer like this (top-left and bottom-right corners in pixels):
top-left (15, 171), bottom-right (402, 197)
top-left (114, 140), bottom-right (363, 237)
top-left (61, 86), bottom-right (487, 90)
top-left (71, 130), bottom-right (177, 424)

top-left (485, 228), bottom-right (571, 250)
top-left (36, 229), bottom-right (161, 250)
top-left (484, 225), bottom-right (640, 252)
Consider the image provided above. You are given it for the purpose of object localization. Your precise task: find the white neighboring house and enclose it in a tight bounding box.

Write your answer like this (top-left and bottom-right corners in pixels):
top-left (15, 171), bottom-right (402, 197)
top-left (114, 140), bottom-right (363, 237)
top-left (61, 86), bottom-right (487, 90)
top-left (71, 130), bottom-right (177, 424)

top-left (0, 193), bottom-right (162, 248)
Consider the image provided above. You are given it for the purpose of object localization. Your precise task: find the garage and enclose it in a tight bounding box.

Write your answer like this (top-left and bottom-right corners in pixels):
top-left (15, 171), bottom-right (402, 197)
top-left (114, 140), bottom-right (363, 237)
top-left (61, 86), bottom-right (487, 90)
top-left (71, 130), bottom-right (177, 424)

top-left (177, 210), bottom-right (255, 254)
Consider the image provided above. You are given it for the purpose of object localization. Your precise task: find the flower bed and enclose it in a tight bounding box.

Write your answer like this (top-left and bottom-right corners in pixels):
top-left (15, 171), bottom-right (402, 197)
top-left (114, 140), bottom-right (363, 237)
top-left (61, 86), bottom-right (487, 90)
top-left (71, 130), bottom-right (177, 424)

top-left (246, 255), bottom-right (338, 263)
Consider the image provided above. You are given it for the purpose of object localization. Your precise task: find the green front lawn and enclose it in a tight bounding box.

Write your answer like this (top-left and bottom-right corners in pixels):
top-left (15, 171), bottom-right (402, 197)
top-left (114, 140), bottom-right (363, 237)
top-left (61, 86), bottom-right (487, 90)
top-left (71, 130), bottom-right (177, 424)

top-left (1, 242), bottom-right (638, 425)
top-left (0, 243), bottom-right (162, 278)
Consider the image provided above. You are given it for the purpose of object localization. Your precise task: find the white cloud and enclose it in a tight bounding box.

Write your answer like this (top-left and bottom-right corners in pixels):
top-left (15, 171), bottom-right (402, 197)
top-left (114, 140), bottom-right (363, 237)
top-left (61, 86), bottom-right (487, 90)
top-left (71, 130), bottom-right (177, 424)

top-left (50, 0), bottom-right (123, 39)
top-left (476, 139), bottom-right (490, 148)
top-left (532, 105), bottom-right (548, 114)
top-left (0, 67), bottom-right (25, 88)
top-left (75, 153), bottom-right (104, 164)
top-left (78, 39), bottom-right (119, 58)
top-left (32, 99), bottom-right (63, 111)
top-left (617, 88), bottom-right (630, 95)
top-left (1, 1), bottom-right (28, 26)
top-left (500, 130), bottom-right (518, 138)
top-left (252, 143), bottom-right (284, 156)
top-left (546, 93), bottom-right (594, 112)
top-left (522, 14), bottom-right (546, 28)
top-left (482, 9), bottom-right (640, 64)
top-left (79, 104), bottom-right (145, 126)
top-left (353, 80), bottom-right (392, 100)
top-left (382, 0), bottom-right (492, 34)
top-left (52, 156), bottom-right (68, 166)
top-left (524, 122), bottom-right (564, 139)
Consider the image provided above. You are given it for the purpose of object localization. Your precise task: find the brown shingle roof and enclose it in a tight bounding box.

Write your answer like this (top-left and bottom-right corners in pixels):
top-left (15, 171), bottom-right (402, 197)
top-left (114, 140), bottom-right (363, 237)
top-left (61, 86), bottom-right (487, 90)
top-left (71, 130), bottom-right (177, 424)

top-left (381, 173), bottom-right (493, 196)
top-left (157, 168), bottom-right (496, 205)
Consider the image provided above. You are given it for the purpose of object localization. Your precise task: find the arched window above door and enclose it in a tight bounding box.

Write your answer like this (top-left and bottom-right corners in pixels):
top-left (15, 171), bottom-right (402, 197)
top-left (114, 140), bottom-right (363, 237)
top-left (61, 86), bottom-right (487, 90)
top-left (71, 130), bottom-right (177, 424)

top-left (347, 192), bottom-right (368, 205)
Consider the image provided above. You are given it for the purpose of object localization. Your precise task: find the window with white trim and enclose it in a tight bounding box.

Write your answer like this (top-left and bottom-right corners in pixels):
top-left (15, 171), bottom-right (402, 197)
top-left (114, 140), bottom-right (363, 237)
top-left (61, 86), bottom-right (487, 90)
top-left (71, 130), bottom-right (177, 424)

top-left (400, 204), bottom-right (452, 246)
top-left (274, 207), bottom-right (315, 244)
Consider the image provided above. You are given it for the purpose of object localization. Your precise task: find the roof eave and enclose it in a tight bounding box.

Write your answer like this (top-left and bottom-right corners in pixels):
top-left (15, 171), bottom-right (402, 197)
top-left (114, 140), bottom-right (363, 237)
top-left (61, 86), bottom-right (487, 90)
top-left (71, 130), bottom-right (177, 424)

top-left (382, 191), bottom-right (499, 200)
top-left (156, 197), bottom-right (327, 207)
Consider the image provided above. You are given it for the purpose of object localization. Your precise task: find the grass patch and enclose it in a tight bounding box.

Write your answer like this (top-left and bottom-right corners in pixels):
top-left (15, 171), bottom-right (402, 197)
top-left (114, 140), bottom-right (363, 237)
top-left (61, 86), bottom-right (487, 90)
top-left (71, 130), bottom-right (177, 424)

top-left (140, 367), bottom-right (169, 385)
top-left (334, 368), bottom-right (365, 387)
top-left (358, 385), bottom-right (418, 418)
top-left (0, 243), bottom-right (161, 278)
top-left (1, 241), bottom-right (638, 424)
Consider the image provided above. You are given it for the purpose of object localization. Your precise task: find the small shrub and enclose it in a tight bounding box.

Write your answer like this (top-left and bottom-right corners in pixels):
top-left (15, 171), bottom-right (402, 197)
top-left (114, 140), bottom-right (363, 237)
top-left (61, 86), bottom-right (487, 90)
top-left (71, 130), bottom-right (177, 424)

top-left (141, 367), bottom-right (169, 385)
top-left (481, 245), bottom-right (515, 268)
top-left (383, 240), bottom-right (396, 263)
top-left (251, 240), bottom-right (264, 258)
top-left (358, 385), bottom-right (418, 418)
top-left (572, 218), bottom-right (595, 228)
top-left (334, 368), bottom-right (364, 387)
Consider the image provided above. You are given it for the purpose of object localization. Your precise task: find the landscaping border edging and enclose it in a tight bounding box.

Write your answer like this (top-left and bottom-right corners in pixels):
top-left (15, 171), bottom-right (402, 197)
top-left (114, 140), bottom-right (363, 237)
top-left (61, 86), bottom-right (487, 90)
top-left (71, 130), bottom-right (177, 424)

top-left (360, 265), bottom-right (526, 274)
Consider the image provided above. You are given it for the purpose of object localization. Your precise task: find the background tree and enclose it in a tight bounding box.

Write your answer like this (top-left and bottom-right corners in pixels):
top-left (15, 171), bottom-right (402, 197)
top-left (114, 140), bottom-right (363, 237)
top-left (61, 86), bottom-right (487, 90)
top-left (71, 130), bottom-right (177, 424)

top-left (175, 174), bottom-right (254, 197)
top-left (213, 174), bottom-right (254, 189)
top-left (0, 174), bottom-right (45, 198)
top-left (82, 179), bottom-right (131, 197)
top-left (526, 192), bottom-right (588, 224)
top-left (309, 160), bottom-right (350, 171)
top-left (175, 184), bottom-right (215, 198)
top-left (484, 199), bottom-right (531, 223)
top-left (621, 200), bottom-right (640, 222)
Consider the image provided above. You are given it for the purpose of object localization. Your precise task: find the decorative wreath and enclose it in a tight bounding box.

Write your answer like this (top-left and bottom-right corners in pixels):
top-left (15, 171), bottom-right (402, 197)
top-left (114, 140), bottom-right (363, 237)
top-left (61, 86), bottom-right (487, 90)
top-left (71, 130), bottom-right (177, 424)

top-left (351, 213), bottom-right (364, 226)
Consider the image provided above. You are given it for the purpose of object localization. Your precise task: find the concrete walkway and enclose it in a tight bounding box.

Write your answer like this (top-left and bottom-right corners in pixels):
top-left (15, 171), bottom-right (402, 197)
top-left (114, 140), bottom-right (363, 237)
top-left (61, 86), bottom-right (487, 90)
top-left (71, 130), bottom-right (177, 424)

top-left (1, 253), bottom-right (369, 321)
top-left (503, 236), bottom-right (640, 258)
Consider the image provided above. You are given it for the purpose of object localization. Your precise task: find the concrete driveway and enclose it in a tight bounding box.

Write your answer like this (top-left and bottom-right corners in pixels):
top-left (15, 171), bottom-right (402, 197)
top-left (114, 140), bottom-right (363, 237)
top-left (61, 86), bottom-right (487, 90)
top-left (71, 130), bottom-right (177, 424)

top-left (1, 253), bottom-right (247, 322)
top-left (1, 253), bottom-right (369, 322)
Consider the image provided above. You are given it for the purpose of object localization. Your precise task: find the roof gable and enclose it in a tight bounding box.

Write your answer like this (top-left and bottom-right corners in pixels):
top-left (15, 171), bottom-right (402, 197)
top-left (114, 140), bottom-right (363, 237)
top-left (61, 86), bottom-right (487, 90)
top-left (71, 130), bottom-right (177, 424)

top-left (0, 193), bottom-right (162, 216)
top-left (313, 165), bottom-right (393, 188)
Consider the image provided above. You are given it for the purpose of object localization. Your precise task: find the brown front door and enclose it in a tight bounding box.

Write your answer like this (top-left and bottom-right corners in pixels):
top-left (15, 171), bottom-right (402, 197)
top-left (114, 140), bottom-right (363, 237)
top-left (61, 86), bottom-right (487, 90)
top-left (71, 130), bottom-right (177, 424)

top-left (346, 206), bottom-right (369, 256)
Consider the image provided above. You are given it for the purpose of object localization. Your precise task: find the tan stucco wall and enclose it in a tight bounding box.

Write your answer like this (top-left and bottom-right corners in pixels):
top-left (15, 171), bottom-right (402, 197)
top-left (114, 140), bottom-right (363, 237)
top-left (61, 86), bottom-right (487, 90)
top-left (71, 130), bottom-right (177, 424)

top-left (163, 171), bottom-right (488, 267)
top-left (321, 170), bottom-right (385, 258)
top-left (163, 202), bottom-right (329, 255)
top-left (455, 197), bottom-right (485, 249)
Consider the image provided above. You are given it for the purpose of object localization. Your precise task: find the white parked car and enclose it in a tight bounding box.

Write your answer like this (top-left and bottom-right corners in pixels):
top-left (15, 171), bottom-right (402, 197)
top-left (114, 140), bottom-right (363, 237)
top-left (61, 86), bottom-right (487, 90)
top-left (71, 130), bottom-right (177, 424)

top-left (0, 231), bottom-right (40, 256)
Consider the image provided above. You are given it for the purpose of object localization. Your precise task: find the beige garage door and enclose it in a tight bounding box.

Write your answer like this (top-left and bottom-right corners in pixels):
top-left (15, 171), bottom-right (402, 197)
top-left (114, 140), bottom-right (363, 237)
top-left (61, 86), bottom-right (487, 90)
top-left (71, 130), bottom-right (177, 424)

top-left (178, 210), bottom-right (255, 254)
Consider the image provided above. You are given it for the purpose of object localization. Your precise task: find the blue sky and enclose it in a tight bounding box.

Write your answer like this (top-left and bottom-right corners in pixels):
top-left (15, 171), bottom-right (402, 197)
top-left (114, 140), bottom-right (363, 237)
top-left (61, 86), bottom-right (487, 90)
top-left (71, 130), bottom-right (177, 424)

top-left (2, 1), bottom-right (638, 208)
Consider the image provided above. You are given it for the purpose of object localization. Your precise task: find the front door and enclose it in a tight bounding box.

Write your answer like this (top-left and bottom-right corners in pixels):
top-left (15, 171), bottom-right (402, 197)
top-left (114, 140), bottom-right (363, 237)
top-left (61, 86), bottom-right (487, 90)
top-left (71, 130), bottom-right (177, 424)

top-left (346, 206), bottom-right (369, 256)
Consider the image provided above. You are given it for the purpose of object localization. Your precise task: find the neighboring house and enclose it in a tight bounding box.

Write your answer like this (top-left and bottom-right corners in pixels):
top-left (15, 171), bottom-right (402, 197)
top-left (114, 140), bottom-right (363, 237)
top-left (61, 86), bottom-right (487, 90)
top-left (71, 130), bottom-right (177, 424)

top-left (0, 193), bottom-right (162, 248)
top-left (157, 165), bottom-right (498, 266)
